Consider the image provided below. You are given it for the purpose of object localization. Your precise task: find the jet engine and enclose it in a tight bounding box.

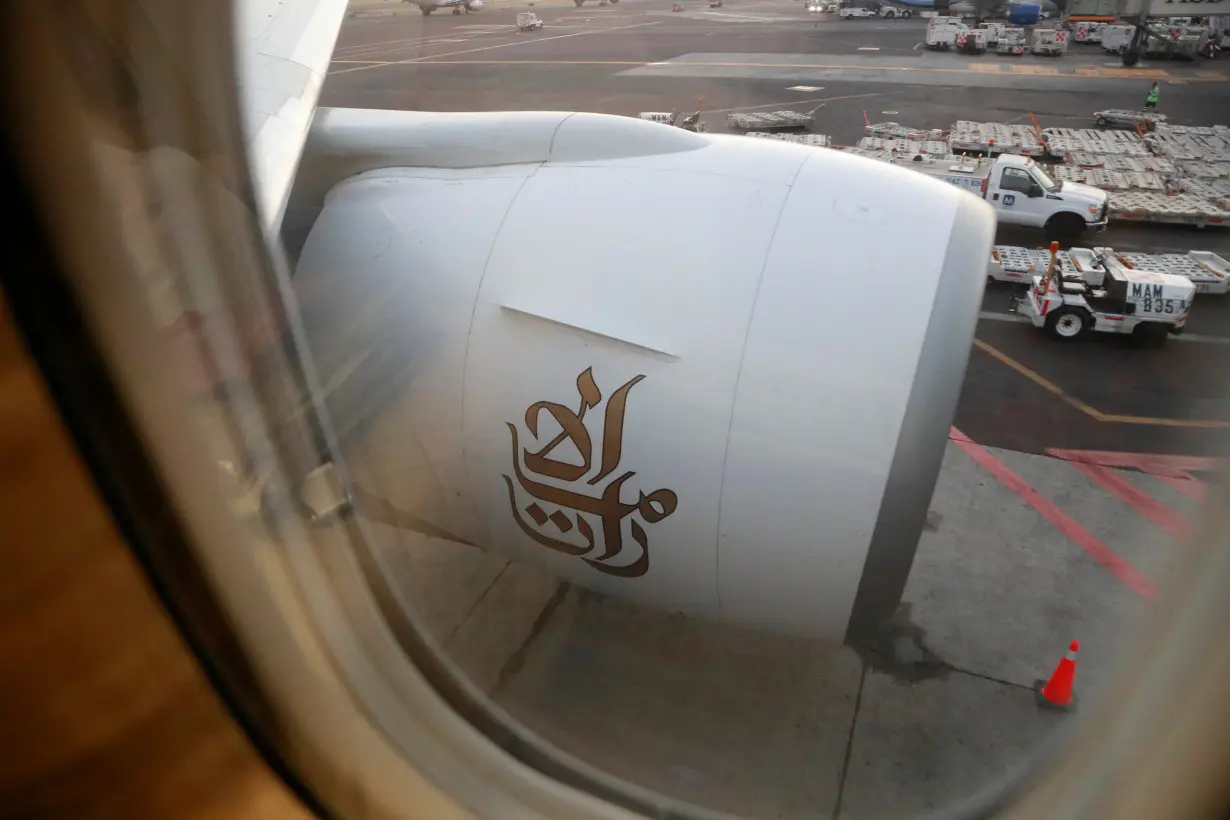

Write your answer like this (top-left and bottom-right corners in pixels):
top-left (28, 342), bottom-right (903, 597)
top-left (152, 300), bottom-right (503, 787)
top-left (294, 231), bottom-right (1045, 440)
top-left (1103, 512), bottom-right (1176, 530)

top-left (289, 108), bottom-right (995, 642)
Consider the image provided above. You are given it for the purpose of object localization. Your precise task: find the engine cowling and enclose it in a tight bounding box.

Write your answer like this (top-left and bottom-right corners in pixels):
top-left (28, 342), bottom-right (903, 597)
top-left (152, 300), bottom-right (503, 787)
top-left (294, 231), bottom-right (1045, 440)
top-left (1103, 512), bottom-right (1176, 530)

top-left (291, 110), bottom-right (994, 642)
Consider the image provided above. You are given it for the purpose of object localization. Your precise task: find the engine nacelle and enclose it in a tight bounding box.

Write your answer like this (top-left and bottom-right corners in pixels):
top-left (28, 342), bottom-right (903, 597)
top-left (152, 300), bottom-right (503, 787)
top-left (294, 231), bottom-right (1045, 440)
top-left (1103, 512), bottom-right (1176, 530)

top-left (292, 110), bottom-right (994, 642)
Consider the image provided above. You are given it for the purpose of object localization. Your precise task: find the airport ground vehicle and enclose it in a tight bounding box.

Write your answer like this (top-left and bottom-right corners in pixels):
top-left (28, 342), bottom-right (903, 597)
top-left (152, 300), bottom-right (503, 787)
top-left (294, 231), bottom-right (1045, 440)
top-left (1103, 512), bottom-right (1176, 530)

top-left (516, 11), bottom-right (543, 30)
top-left (996, 27), bottom-right (1027, 54)
top-left (1093, 108), bottom-right (1166, 130)
top-left (1032, 27), bottom-right (1069, 55)
top-left (886, 153), bottom-right (1109, 239)
top-left (1101, 24), bottom-right (1136, 53)
top-left (638, 111), bottom-right (708, 132)
top-left (878, 5), bottom-right (913, 17)
top-left (405, 0), bottom-right (483, 14)
top-left (1073, 21), bottom-right (1106, 43)
top-left (926, 16), bottom-right (966, 49)
top-left (840, 6), bottom-right (876, 18)
top-left (977, 22), bottom-right (1008, 44)
top-left (1012, 244), bottom-right (1194, 344)
top-left (957, 28), bottom-right (989, 53)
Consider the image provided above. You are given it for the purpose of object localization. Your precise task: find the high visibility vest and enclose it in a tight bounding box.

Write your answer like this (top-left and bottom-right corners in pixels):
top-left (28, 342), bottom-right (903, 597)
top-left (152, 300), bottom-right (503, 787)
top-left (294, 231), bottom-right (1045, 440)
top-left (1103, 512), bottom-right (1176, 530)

top-left (1147, 86), bottom-right (1160, 104)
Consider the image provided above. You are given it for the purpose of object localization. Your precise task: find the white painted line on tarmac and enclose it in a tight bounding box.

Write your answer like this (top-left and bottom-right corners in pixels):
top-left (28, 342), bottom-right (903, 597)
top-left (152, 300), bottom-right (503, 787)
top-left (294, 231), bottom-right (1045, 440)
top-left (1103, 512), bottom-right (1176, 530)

top-left (858, 46), bottom-right (881, 50)
top-left (913, 41), bottom-right (922, 50)
top-left (330, 20), bottom-right (662, 74)
top-left (702, 91), bottom-right (883, 114)
top-left (787, 85), bottom-right (825, 91)
top-left (979, 311), bottom-right (1029, 324)
top-left (702, 11), bottom-right (786, 20)
top-left (977, 310), bottom-right (1230, 343)
top-left (1177, 332), bottom-right (1230, 345)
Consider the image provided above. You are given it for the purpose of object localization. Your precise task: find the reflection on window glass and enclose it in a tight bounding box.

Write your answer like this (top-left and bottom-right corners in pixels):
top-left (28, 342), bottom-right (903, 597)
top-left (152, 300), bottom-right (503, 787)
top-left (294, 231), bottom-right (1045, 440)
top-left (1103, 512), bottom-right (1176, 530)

top-left (58, 1), bottom-right (1230, 818)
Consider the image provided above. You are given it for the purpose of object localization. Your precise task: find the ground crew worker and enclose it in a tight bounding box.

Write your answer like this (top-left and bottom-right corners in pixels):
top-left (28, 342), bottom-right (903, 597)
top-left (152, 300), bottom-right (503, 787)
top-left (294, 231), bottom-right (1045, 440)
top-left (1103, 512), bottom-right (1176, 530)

top-left (1145, 82), bottom-right (1160, 111)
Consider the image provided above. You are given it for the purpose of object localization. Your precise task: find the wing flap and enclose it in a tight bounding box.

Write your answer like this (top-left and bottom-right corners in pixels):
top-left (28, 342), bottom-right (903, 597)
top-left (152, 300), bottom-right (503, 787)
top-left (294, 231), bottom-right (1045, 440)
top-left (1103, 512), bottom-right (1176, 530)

top-left (236, 0), bottom-right (349, 236)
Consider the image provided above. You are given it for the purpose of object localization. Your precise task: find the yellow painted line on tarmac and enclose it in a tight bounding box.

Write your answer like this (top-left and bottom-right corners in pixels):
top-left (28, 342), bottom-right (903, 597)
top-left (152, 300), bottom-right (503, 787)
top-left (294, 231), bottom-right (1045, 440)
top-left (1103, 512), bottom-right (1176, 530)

top-left (974, 338), bottom-right (1230, 429)
top-left (331, 20), bottom-right (661, 73)
top-left (333, 58), bottom-right (645, 64)
top-left (973, 338), bottom-right (1104, 418)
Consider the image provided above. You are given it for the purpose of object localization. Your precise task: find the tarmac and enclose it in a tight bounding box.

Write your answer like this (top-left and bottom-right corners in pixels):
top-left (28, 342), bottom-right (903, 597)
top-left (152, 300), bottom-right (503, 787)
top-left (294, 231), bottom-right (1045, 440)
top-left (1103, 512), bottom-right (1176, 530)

top-left (316, 5), bottom-right (1230, 818)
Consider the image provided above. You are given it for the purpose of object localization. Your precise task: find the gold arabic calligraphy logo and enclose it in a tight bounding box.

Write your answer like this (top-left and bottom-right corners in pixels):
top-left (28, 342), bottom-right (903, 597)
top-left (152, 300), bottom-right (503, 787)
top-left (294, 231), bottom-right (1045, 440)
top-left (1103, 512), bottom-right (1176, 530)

top-left (501, 367), bottom-right (678, 579)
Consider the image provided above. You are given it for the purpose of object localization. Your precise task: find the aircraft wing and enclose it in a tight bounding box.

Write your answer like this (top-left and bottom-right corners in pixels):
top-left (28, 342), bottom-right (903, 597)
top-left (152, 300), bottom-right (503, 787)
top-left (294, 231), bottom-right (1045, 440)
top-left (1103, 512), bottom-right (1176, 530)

top-left (235, 0), bottom-right (350, 236)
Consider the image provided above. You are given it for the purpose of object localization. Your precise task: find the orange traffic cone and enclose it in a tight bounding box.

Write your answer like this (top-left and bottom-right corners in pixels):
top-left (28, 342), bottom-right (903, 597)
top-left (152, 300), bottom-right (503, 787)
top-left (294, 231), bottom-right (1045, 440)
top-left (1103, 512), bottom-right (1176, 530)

top-left (1035, 640), bottom-right (1079, 711)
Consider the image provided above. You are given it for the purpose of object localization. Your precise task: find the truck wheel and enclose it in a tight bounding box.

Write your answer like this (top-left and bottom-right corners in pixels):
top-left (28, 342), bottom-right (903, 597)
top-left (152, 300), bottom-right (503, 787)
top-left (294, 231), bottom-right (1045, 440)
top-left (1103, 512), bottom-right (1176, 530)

top-left (1045, 307), bottom-right (1088, 341)
top-left (1132, 322), bottom-right (1169, 348)
top-left (1095, 116), bottom-right (1109, 127)
top-left (902, 8), bottom-right (912, 16)
top-left (884, 8), bottom-right (896, 17)
top-left (1044, 213), bottom-right (1085, 243)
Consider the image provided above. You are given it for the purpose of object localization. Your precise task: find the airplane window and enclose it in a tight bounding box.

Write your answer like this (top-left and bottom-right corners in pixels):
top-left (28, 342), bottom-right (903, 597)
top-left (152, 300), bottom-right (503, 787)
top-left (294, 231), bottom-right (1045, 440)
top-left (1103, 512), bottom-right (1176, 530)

top-left (5, 2), bottom-right (1230, 820)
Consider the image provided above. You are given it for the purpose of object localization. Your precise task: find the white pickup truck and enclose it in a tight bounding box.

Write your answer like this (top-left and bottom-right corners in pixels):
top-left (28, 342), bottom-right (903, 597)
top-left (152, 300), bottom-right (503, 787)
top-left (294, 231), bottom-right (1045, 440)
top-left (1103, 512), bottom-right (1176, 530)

top-left (885, 153), bottom-right (1109, 240)
top-left (839, 6), bottom-right (876, 18)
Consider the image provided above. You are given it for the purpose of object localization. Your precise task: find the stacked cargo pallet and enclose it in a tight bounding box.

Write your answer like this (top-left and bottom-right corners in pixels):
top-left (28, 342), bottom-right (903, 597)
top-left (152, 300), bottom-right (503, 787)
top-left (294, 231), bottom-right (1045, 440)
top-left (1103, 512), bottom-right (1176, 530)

top-left (1038, 123), bottom-right (1229, 227)
top-left (949, 120), bottom-right (1045, 157)
top-left (1111, 249), bottom-right (1230, 294)
top-left (1107, 191), bottom-right (1229, 226)
top-left (1178, 180), bottom-right (1230, 210)
top-left (855, 137), bottom-right (950, 157)
top-left (744, 133), bottom-right (831, 147)
top-left (727, 110), bottom-right (816, 131)
top-left (1096, 124), bottom-right (1230, 226)
top-left (990, 245), bottom-right (1230, 294)
top-left (1064, 154), bottom-right (1177, 174)
top-left (804, 113), bottom-right (1229, 227)
top-left (991, 245), bottom-right (1078, 276)
top-left (862, 121), bottom-right (947, 141)
top-left (1041, 127), bottom-right (1152, 161)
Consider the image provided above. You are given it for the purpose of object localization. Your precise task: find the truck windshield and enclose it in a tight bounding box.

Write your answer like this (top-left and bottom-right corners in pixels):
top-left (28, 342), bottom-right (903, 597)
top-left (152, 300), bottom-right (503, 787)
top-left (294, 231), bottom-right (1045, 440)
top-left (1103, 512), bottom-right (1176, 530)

top-left (1033, 165), bottom-right (1060, 192)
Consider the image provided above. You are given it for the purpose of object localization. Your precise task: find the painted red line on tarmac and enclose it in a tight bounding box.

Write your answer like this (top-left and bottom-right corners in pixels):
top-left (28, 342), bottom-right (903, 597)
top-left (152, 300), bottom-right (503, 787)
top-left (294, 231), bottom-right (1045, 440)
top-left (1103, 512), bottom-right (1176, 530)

top-left (950, 428), bottom-right (1155, 600)
top-left (1067, 461), bottom-right (1191, 541)
top-left (1156, 474), bottom-right (1207, 502)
